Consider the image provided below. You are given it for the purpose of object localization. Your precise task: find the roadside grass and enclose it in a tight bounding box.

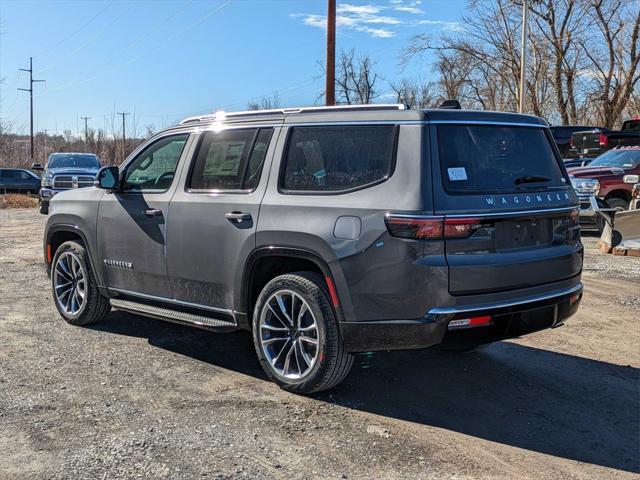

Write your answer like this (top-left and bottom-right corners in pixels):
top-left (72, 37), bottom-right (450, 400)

top-left (0, 193), bottom-right (39, 209)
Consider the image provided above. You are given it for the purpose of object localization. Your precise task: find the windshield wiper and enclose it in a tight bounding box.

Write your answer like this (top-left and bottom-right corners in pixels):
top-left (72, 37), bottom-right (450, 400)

top-left (514, 175), bottom-right (551, 185)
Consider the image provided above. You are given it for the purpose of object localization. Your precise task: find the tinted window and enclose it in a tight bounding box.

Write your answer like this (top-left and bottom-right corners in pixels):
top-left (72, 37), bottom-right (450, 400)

top-left (282, 125), bottom-right (397, 192)
top-left (590, 150), bottom-right (640, 169)
top-left (48, 154), bottom-right (100, 169)
top-left (550, 126), bottom-right (597, 139)
top-left (622, 120), bottom-right (640, 131)
top-left (123, 134), bottom-right (188, 192)
top-left (437, 125), bottom-right (566, 193)
top-left (189, 128), bottom-right (273, 191)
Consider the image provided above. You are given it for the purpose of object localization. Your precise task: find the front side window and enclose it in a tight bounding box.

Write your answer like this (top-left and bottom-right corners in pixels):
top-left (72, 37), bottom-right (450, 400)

top-left (281, 125), bottom-right (397, 193)
top-left (123, 134), bottom-right (189, 192)
top-left (188, 128), bottom-right (273, 191)
top-left (437, 125), bottom-right (566, 193)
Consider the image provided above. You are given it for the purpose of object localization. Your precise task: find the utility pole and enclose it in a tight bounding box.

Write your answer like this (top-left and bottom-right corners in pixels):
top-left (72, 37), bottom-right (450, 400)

top-left (17, 57), bottom-right (45, 161)
top-left (117, 112), bottom-right (129, 163)
top-left (43, 129), bottom-right (49, 162)
top-left (325, 0), bottom-right (336, 106)
top-left (81, 116), bottom-right (91, 150)
top-left (518, 0), bottom-right (529, 114)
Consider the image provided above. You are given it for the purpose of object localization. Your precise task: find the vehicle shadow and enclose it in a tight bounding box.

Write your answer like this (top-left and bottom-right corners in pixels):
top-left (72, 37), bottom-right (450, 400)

top-left (93, 311), bottom-right (639, 474)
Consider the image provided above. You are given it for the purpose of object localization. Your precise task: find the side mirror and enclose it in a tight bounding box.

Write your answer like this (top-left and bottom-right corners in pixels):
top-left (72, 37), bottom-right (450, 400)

top-left (95, 166), bottom-right (120, 190)
top-left (31, 163), bottom-right (44, 171)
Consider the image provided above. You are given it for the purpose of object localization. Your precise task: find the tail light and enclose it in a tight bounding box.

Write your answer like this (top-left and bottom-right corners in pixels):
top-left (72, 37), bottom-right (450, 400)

top-left (385, 215), bottom-right (483, 240)
top-left (598, 134), bottom-right (609, 147)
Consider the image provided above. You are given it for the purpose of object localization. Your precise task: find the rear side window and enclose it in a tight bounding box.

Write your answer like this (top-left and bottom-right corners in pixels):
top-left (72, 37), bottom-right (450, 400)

top-left (437, 125), bottom-right (566, 193)
top-left (281, 125), bottom-right (397, 193)
top-left (189, 128), bottom-right (273, 191)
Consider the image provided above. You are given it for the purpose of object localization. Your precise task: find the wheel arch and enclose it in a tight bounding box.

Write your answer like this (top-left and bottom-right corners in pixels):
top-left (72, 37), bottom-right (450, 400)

top-left (238, 247), bottom-right (345, 330)
top-left (604, 189), bottom-right (631, 203)
top-left (45, 224), bottom-right (104, 286)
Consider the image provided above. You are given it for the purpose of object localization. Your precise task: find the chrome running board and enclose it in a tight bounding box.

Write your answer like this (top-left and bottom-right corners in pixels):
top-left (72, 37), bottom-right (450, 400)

top-left (110, 299), bottom-right (237, 330)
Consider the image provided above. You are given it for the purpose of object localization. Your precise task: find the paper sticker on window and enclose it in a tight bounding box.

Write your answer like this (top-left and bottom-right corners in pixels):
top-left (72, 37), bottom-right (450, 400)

top-left (448, 167), bottom-right (468, 181)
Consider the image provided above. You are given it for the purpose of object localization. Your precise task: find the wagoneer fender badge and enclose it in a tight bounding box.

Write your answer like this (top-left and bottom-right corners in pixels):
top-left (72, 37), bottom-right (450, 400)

top-left (103, 259), bottom-right (133, 270)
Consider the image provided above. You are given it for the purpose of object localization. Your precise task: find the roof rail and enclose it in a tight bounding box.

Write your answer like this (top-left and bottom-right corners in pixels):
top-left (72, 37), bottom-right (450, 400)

top-left (179, 104), bottom-right (408, 125)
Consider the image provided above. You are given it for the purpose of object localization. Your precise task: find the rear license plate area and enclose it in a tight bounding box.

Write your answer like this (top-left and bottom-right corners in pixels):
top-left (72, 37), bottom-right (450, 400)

top-left (508, 305), bottom-right (557, 336)
top-left (495, 219), bottom-right (552, 250)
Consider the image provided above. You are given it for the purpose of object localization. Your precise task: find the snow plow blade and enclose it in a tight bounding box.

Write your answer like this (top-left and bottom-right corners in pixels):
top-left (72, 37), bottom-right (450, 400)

top-left (593, 197), bottom-right (640, 256)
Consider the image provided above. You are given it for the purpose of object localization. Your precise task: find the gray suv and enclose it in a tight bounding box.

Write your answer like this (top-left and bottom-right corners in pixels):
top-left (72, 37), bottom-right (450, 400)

top-left (43, 104), bottom-right (584, 393)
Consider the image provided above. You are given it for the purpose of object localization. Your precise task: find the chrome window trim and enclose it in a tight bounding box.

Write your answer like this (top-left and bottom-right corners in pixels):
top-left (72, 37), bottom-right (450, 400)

top-left (428, 283), bottom-right (583, 315)
top-left (108, 287), bottom-right (235, 319)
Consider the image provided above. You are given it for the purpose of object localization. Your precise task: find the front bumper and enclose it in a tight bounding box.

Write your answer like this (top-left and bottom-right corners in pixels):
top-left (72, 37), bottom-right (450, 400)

top-left (340, 283), bottom-right (583, 352)
top-left (575, 193), bottom-right (601, 229)
top-left (39, 188), bottom-right (66, 204)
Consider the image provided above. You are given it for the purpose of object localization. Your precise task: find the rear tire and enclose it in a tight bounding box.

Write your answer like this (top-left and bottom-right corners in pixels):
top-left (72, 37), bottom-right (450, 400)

top-left (51, 240), bottom-right (110, 326)
top-left (252, 272), bottom-right (353, 394)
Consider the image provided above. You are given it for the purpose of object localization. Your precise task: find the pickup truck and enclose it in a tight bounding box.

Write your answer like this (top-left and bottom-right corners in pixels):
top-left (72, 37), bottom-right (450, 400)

top-left (569, 118), bottom-right (640, 158)
top-left (568, 147), bottom-right (640, 229)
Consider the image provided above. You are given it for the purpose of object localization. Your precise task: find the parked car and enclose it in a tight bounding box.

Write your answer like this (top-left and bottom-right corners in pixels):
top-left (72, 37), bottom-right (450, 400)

top-left (43, 104), bottom-right (583, 394)
top-left (568, 147), bottom-right (640, 230)
top-left (550, 125), bottom-right (599, 157)
top-left (32, 152), bottom-right (101, 214)
top-left (569, 117), bottom-right (640, 158)
top-left (0, 168), bottom-right (41, 193)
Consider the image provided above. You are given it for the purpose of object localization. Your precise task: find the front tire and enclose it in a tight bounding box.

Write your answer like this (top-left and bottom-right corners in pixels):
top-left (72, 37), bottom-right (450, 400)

top-left (252, 272), bottom-right (353, 394)
top-left (39, 202), bottom-right (49, 215)
top-left (51, 240), bottom-right (110, 326)
top-left (606, 197), bottom-right (629, 212)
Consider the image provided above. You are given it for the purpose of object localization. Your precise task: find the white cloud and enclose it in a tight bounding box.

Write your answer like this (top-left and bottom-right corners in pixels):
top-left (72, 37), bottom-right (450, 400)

top-left (292, 1), bottom-right (459, 39)
top-left (417, 19), bottom-right (464, 33)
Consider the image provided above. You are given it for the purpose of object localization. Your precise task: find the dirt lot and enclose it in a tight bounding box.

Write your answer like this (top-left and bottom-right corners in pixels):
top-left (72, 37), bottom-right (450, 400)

top-left (0, 208), bottom-right (638, 479)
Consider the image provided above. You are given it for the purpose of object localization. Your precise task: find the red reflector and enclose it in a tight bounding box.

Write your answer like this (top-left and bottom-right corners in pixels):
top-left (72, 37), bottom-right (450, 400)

top-left (569, 294), bottom-right (580, 305)
top-left (468, 315), bottom-right (492, 326)
top-left (448, 315), bottom-right (492, 329)
top-left (325, 275), bottom-right (340, 308)
top-left (46, 244), bottom-right (52, 264)
top-left (598, 134), bottom-right (608, 146)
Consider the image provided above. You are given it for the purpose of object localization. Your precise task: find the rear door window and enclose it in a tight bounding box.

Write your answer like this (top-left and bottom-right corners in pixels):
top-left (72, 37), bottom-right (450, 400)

top-left (281, 125), bottom-right (397, 193)
top-left (437, 125), bottom-right (567, 193)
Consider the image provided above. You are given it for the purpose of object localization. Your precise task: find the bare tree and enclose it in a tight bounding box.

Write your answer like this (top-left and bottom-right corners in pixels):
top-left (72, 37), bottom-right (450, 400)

top-left (247, 91), bottom-right (281, 110)
top-left (390, 78), bottom-right (438, 108)
top-left (334, 49), bottom-right (381, 105)
top-left (579, 0), bottom-right (640, 127)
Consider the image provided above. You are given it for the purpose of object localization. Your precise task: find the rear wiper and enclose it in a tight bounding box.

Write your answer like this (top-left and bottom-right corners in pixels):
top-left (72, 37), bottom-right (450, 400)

top-left (514, 175), bottom-right (551, 185)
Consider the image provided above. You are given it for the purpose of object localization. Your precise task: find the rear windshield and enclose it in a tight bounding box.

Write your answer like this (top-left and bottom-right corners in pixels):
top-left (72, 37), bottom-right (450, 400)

top-left (550, 126), bottom-right (597, 138)
top-left (437, 125), bottom-right (567, 193)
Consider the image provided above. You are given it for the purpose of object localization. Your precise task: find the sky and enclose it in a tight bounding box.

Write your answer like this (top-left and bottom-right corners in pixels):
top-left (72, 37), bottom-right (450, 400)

top-left (0, 0), bottom-right (465, 137)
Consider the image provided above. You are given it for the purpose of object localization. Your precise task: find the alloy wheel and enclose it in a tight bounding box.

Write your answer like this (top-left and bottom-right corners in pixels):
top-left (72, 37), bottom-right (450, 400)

top-left (53, 251), bottom-right (87, 317)
top-left (258, 290), bottom-right (320, 381)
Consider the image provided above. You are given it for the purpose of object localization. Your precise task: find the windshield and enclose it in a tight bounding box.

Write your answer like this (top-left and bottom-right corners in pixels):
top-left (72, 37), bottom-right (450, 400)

top-left (590, 150), bottom-right (640, 169)
top-left (437, 125), bottom-right (566, 193)
top-left (48, 154), bottom-right (100, 169)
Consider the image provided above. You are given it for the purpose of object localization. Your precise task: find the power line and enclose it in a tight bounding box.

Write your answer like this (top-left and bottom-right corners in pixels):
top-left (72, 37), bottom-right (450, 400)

top-left (17, 57), bottom-right (46, 161)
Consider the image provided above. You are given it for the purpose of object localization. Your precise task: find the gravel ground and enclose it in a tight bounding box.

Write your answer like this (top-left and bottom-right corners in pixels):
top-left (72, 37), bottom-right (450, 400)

top-left (1, 209), bottom-right (638, 480)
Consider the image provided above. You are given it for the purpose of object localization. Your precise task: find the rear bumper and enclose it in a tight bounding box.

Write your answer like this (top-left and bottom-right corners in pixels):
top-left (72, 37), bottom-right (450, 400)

top-left (341, 282), bottom-right (583, 352)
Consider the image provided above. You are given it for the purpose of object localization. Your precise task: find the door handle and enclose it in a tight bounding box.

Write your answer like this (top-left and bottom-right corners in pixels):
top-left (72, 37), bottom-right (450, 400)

top-left (144, 208), bottom-right (163, 217)
top-left (225, 211), bottom-right (252, 222)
